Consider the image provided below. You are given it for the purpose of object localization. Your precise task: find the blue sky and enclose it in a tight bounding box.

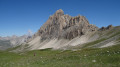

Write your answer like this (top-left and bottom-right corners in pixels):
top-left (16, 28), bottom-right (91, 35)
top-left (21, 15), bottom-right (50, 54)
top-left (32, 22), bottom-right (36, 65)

top-left (0, 0), bottom-right (120, 37)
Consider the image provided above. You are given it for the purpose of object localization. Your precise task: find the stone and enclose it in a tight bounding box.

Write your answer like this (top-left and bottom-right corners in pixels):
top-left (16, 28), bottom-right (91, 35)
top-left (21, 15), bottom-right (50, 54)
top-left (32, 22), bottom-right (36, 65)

top-left (99, 25), bottom-right (113, 31)
top-left (107, 25), bottom-right (113, 29)
top-left (35, 9), bottom-right (98, 40)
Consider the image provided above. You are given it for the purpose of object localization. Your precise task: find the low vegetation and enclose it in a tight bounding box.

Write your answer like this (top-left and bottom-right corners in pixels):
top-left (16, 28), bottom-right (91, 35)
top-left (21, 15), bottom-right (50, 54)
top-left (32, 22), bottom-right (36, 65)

top-left (0, 44), bottom-right (120, 67)
top-left (82, 38), bottom-right (106, 48)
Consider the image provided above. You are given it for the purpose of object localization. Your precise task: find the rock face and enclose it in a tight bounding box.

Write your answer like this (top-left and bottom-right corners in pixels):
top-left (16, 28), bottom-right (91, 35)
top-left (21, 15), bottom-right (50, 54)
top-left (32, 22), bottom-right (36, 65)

top-left (99, 25), bottom-right (113, 31)
top-left (35, 9), bottom-right (98, 40)
top-left (15, 9), bottom-right (119, 50)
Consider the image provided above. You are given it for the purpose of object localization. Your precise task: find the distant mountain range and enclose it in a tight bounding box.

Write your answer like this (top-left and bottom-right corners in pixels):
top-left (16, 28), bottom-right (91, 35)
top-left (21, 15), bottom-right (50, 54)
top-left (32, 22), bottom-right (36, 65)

top-left (0, 35), bottom-right (30, 50)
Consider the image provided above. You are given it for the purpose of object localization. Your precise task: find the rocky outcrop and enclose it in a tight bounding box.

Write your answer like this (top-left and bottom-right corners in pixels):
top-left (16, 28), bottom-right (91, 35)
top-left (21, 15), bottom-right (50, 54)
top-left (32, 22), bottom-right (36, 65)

top-left (99, 25), bottom-right (113, 31)
top-left (107, 25), bottom-right (113, 29)
top-left (35, 9), bottom-right (98, 40)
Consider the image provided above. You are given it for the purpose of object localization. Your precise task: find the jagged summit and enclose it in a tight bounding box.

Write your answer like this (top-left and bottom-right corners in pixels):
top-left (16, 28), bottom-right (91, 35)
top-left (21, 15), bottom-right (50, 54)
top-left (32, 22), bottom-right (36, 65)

top-left (10, 10), bottom-right (120, 51)
top-left (55, 9), bottom-right (64, 16)
top-left (33, 9), bottom-right (98, 40)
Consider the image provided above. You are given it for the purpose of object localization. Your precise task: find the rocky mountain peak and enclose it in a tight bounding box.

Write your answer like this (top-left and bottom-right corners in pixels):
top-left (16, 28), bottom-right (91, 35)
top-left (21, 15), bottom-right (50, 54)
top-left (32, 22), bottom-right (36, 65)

top-left (54, 9), bottom-right (64, 16)
top-left (34, 9), bottom-right (98, 40)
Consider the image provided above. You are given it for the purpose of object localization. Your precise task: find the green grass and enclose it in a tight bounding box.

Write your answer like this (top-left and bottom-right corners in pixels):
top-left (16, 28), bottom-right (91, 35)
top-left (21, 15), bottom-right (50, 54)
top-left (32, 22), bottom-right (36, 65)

top-left (105, 26), bottom-right (120, 35)
top-left (6, 44), bottom-right (30, 52)
top-left (109, 31), bottom-right (120, 38)
top-left (6, 45), bottom-right (22, 51)
top-left (0, 44), bottom-right (120, 67)
top-left (81, 38), bottom-right (106, 48)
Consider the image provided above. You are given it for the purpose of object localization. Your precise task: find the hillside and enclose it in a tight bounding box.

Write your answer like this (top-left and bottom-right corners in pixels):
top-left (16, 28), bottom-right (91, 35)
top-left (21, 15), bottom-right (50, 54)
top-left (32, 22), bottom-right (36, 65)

top-left (15, 9), bottom-right (120, 51)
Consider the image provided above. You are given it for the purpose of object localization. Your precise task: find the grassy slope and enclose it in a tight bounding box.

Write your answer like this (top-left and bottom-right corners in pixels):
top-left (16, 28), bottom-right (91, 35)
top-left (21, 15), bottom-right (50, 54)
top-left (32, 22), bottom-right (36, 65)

top-left (82, 38), bottom-right (106, 48)
top-left (0, 44), bottom-right (120, 67)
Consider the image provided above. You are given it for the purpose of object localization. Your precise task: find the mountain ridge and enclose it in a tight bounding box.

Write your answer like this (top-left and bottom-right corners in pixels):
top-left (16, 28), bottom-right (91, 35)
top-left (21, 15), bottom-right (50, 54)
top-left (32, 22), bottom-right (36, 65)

top-left (21, 9), bottom-right (119, 50)
top-left (33, 9), bottom-right (98, 41)
top-left (1, 9), bottom-right (120, 51)
top-left (0, 35), bottom-right (29, 50)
